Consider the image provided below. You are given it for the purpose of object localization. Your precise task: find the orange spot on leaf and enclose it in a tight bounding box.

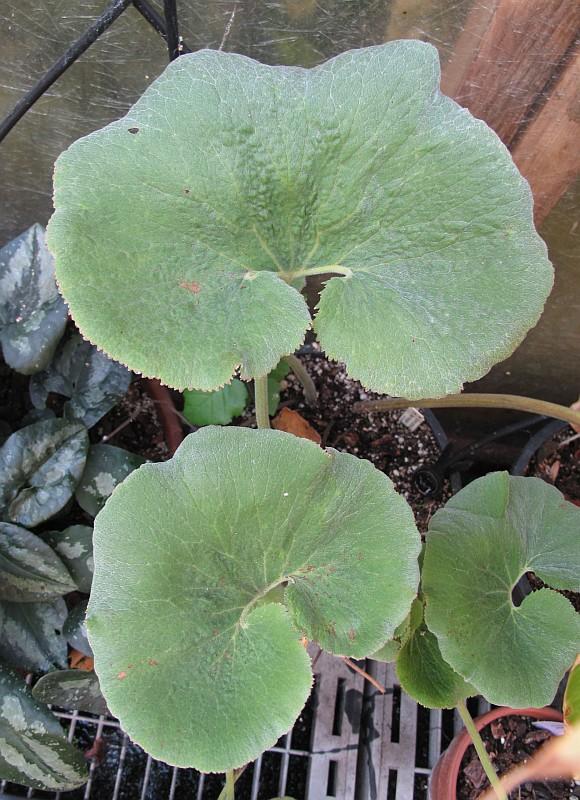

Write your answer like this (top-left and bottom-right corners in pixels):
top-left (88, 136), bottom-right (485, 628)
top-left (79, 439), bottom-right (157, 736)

top-left (118, 671), bottom-right (128, 680)
top-left (179, 280), bottom-right (201, 294)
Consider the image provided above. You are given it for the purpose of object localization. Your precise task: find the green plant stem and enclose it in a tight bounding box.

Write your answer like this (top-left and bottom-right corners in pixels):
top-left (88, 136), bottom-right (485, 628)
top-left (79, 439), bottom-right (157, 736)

top-left (457, 702), bottom-right (507, 800)
top-left (217, 769), bottom-right (236, 800)
top-left (353, 392), bottom-right (580, 428)
top-left (255, 375), bottom-right (270, 429)
top-left (282, 264), bottom-right (352, 281)
top-left (285, 354), bottom-right (318, 406)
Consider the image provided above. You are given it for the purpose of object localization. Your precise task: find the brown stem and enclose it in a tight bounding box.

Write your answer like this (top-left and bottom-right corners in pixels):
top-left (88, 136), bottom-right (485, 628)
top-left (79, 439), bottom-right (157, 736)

top-left (341, 657), bottom-right (385, 694)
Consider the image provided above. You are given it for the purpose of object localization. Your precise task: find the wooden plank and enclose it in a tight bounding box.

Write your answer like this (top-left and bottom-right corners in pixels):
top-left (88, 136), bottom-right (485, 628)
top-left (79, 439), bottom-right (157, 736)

top-left (512, 49), bottom-right (580, 225)
top-left (441, 0), bottom-right (580, 148)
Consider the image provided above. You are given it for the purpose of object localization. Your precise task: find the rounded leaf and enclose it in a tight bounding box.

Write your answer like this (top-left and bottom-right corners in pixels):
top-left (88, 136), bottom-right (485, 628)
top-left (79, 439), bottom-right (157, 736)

top-left (0, 224), bottom-right (67, 375)
top-left (182, 379), bottom-right (249, 426)
top-left (48, 44), bottom-right (551, 397)
top-left (0, 597), bottom-right (68, 672)
top-left (75, 445), bottom-right (145, 517)
top-left (87, 426), bottom-right (420, 771)
top-left (0, 522), bottom-right (76, 601)
top-left (43, 526), bottom-right (93, 594)
top-left (0, 665), bottom-right (88, 791)
top-left (423, 472), bottom-right (580, 708)
top-left (0, 419), bottom-right (89, 527)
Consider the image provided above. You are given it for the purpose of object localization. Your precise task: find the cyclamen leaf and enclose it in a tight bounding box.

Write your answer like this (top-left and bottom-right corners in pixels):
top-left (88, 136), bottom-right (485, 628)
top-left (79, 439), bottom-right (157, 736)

top-left (0, 597), bottom-right (68, 672)
top-left (87, 426), bottom-right (420, 771)
top-left (33, 670), bottom-right (108, 717)
top-left (75, 445), bottom-right (145, 517)
top-left (0, 665), bottom-right (88, 791)
top-left (423, 472), bottom-right (580, 708)
top-left (0, 419), bottom-right (89, 528)
top-left (0, 522), bottom-right (76, 602)
top-left (182, 379), bottom-right (249, 426)
top-left (43, 526), bottom-right (93, 594)
top-left (47, 43), bottom-right (552, 397)
top-left (29, 334), bottom-right (131, 428)
top-left (0, 224), bottom-right (67, 375)
top-left (63, 601), bottom-right (92, 657)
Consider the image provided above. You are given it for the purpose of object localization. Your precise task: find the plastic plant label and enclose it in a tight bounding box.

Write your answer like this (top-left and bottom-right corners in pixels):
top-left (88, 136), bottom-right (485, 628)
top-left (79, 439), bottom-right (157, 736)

top-left (48, 43), bottom-right (552, 398)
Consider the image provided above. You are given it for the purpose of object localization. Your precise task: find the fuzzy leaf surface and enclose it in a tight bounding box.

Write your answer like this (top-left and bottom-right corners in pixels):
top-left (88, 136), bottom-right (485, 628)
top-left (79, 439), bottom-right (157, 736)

top-left (43, 526), bottom-right (93, 594)
top-left (87, 426), bottom-right (420, 771)
top-left (182, 379), bottom-right (249, 426)
top-left (0, 419), bottom-right (88, 527)
top-left (0, 522), bottom-right (76, 602)
top-left (423, 472), bottom-right (580, 708)
top-left (0, 665), bottom-right (88, 791)
top-left (33, 669), bottom-right (108, 716)
top-left (75, 445), bottom-right (145, 517)
top-left (48, 44), bottom-right (551, 396)
top-left (0, 597), bottom-right (68, 671)
top-left (29, 334), bottom-right (131, 428)
top-left (0, 224), bottom-right (67, 375)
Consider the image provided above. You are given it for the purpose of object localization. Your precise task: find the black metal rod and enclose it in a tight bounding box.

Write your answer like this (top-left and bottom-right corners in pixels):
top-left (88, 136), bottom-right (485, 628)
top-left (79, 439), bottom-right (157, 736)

top-left (0, 0), bottom-right (133, 145)
top-left (163, 0), bottom-right (180, 61)
top-left (133, 0), bottom-right (191, 54)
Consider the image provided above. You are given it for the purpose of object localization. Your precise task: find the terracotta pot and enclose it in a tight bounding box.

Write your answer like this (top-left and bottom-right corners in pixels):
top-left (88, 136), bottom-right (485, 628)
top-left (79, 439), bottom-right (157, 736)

top-left (144, 378), bottom-right (184, 456)
top-left (429, 705), bottom-right (563, 800)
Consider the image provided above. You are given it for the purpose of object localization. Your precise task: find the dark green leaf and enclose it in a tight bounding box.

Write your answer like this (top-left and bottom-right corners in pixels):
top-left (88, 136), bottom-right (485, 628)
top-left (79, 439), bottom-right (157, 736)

top-left (0, 224), bottom-right (67, 375)
top-left (29, 334), bottom-right (131, 428)
top-left (75, 445), bottom-right (145, 517)
top-left (182, 379), bottom-right (249, 426)
top-left (33, 670), bottom-right (108, 717)
top-left (0, 597), bottom-right (68, 671)
top-left (0, 419), bottom-right (89, 527)
top-left (48, 45), bottom-right (551, 397)
top-left (87, 426), bottom-right (420, 771)
top-left (0, 664), bottom-right (88, 791)
top-left (423, 472), bottom-right (580, 707)
top-left (63, 601), bottom-right (91, 657)
top-left (0, 522), bottom-right (76, 602)
top-left (43, 526), bottom-right (93, 594)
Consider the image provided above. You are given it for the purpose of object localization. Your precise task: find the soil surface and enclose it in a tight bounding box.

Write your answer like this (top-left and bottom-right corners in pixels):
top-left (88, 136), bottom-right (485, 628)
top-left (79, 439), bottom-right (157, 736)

top-left (528, 425), bottom-right (580, 504)
top-left (458, 715), bottom-right (578, 800)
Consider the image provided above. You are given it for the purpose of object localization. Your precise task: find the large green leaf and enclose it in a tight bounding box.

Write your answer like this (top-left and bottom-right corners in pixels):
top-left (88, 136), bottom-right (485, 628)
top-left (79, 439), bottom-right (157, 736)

top-left (33, 670), bottom-right (108, 716)
top-left (0, 522), bottom-right (76, 602)
top-left (43, 526), bottom-right (94, 594)
top-left (564, 660), bottom-right (580, 727)
top-left (423, 472), bottom-right (580, 708)
top-left (47, 44), bottom-right (551, 397)
top-left (29, 334), bottom-right (131, 428)
top-left (0, 224), bottom-right (68, 375)
top-left (182, 379), bottom-right (249, 426)
top-left (0, 419), bottom-right (89, 527)
top-left (75, 445), bottom-right (145, 517)
top-left (0, 665), bottom-right (88, 791)
top-left (0, 597), bottom-right (68, 671)
top-left (87, 426), bottom-right (420, 771)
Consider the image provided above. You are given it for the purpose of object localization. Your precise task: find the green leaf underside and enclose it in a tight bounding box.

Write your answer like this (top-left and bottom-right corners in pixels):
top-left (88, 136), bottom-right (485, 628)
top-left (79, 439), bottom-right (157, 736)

top-left (0, 597), bottom-right (68, 672)
top-left (423, 472), bottom-right (580, 708)
top-left (32, 670), bottom-right (108, 717)
top-left (394, 599), bottom-right (474, 708)
top-left (0, 665), bottom-right (88, 791)
top-left (0, 419), bottom-right (89, 528)
top-left (43, 526), bottom-right (93, 594)
top-left (87, 426), bottom-right (420, 771)
top-left (75, 445), bottom-right (145, 517)
top-left (0, 523), bottom-right (76, 602)
top-left (182, 379), bottom-right (249, 426)
top-left (48, 43), bottom-right (551, 396)
top-left (29, 334), bottom-right (131, 429)
top-left (0, 224), bottom-right (67, 376)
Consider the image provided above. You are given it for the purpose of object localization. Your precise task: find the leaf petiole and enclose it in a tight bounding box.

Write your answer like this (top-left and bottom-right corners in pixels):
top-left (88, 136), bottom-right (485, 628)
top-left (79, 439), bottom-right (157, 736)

top-left (456, 701), bottom-right (507, 800)
top-left (255, 376), bottom-right (271, 429)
